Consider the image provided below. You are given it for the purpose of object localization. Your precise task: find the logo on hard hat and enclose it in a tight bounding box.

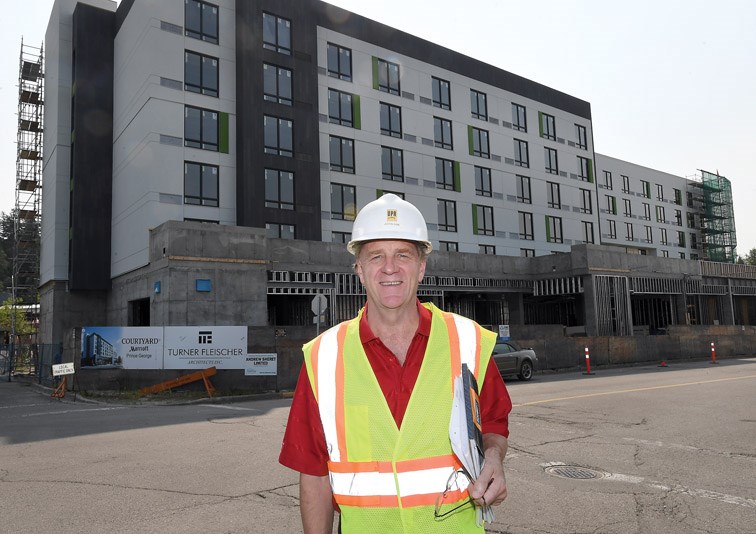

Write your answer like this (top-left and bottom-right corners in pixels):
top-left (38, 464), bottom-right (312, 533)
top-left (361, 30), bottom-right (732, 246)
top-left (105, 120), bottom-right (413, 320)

top-left (386, 209), bottom-right (397, 222)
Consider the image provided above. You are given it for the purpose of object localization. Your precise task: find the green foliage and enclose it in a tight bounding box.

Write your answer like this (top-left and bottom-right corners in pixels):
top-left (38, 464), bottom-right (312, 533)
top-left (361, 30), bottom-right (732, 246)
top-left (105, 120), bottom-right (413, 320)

top-left (739, 247), bottom-right (756, 266)
top-left (0, 298), bottom-right (35, 336)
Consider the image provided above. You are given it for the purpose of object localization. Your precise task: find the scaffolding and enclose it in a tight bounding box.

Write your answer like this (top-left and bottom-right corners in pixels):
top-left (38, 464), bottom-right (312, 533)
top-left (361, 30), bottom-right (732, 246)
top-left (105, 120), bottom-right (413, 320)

top-left (698, 170), bottom-right (737, 263)
top-left (14, 39), bottom-right (44, 306)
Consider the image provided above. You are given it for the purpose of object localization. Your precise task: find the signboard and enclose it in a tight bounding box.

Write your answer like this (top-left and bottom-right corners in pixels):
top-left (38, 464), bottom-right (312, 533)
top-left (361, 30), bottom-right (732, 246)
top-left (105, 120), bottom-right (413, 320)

top-left (81, 327), bottom-right (164, 369)
top-left (163, 326), bottom-right (247, 369)
top-left (311, 294), bottom-right (328, 315)
top-left (244, 353), bottom-right (278, 376)
top-left (52, 363), bottom-right (75, 376)
top-left (498, 324), bottom-right (511, 341)
top-left (81, 326), bottom-right (248, 370)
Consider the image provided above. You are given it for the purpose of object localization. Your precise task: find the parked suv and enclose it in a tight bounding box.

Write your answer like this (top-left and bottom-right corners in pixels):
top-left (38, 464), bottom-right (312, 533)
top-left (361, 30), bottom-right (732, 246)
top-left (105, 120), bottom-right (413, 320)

top-left (492, 342), bottom-right (538, 381)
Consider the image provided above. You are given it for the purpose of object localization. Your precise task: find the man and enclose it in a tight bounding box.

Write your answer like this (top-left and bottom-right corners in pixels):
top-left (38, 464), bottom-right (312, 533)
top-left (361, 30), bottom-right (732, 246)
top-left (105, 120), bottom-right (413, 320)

top-left (280, 194), bottom-right (512, 533)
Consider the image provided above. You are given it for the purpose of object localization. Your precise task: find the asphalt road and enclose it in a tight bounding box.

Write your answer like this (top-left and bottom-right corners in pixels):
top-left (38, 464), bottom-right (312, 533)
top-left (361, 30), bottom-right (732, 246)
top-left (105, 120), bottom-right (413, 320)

top-left (1, 358), bottom-right (754, 533)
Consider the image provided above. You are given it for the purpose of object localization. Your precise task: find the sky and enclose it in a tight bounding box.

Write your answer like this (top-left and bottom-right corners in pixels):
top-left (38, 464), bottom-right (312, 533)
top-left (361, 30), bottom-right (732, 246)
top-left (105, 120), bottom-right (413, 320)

top-left (1, 0), bottom-right (754, 254)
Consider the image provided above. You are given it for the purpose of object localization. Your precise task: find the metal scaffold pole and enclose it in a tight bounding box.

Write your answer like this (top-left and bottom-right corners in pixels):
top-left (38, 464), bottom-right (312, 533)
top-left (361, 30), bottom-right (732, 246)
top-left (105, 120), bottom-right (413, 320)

top-left (10, 38), bottom-right (44, 378)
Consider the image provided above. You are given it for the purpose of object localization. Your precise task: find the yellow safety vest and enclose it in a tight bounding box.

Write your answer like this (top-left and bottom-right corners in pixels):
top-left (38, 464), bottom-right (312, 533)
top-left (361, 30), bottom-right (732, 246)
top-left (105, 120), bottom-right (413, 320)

top-left (303, 302), bottom-right (496, 533)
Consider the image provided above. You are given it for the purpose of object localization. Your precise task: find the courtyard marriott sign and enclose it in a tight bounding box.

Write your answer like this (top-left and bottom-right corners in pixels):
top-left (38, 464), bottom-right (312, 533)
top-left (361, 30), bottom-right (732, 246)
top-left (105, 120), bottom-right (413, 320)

top-left (80, 326), bottom-right (247, 370)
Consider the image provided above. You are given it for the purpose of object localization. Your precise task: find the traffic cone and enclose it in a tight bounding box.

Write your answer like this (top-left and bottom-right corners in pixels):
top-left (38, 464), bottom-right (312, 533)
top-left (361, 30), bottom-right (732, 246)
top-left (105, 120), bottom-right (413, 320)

top-left (582, 347), bottom-right (594, 375)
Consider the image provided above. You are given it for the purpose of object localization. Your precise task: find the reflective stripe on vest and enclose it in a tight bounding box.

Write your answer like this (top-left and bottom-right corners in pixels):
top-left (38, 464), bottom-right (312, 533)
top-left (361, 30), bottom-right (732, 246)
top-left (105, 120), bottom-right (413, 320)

top-left (310, 307), bottom-right (488, 507)
top-left (442, 311), bottom-right (483, 383)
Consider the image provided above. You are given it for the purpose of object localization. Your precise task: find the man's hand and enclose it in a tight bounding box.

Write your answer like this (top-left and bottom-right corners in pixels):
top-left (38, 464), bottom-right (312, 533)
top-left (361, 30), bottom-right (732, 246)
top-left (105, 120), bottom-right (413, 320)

top-left (468, 433), bottom-right (508, 506)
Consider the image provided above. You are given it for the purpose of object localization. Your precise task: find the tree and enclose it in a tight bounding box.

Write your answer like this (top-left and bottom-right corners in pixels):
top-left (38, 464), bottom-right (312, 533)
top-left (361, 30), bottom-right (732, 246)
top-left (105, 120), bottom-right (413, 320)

top-left (0, 298), bottom-right (35, 341)
top-left (740, 247), bottom-right (756, 266)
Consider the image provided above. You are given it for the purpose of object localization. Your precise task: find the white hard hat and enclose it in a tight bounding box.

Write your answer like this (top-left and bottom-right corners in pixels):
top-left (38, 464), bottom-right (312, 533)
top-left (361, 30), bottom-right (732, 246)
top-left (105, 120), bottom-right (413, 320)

top-left (347, 194), bottom-right (433, 255)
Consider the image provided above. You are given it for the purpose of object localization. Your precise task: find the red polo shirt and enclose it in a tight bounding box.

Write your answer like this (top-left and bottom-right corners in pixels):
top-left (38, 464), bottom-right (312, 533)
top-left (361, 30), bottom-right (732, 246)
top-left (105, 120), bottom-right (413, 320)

top-left (279, 301), bottom-right (512, 476)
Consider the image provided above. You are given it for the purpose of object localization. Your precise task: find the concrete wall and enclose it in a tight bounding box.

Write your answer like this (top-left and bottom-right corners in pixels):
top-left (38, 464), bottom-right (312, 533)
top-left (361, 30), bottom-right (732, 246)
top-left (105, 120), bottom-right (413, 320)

top-left (517, 324), bottom-right (756, 373)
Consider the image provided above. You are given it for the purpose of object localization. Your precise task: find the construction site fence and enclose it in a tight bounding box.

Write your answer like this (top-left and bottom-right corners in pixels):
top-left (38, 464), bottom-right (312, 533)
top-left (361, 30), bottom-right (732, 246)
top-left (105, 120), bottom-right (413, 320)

top-left (0, 343), bottom-right (64, 386)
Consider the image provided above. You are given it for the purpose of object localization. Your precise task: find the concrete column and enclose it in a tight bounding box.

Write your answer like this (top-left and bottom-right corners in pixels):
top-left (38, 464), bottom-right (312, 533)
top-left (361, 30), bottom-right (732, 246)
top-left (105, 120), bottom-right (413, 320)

top-left (506, 292), bottom-right (525, 325)
top-left (673, 293), bottom-right (687, 325)
top-left (582, 275), bottom-right (598, 336)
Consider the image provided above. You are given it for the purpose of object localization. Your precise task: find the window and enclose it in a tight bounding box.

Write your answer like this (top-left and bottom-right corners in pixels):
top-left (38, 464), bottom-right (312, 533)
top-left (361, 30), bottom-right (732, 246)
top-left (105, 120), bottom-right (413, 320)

top-left (544, 147), bottom-right (558, 174)
top-left (642, 202), bottom-right (651, 220)
top-left (514, 139), bottom-right (529, 167)
top-left (474, 205), bottom-right (494, 236)
top-left (379, 190), bottom-right (404, 199)
top-left (333, 231), bottom-right (351, 244)
top-left (608, 220), bottom-right (617, 239)
top-left (580, 188), bottom-right (593, 214)
top-left (437, 199), bottom-right (457, 232)
top-left (439, 241), bottom-right (458, 252)
top-left (470, 127), bottom-right (490, 158)
top-left (577, 156), bottom-right (592, 182)
top-left (656, 183), bottom-right (664, 201)
top-left (679, 252), bottom-right (686, 259)
top-left (687, 191), bottom-right (694, 207)
top-left (644, 225), bottom-right (653, 243)
top-left (605, 195), bottom-right (617, 215)
top-left (660, 227), bottom-right (668, 245)
top-left (264, 168), bottom-right (294, 210)
top-left (575, 124), bottom-right (587, 149)
top-left (263, 63), bottom-right (292, 105)
top-left (185, 0), bottom-right (218, 44)
top-left (435, 158), bottom-right (456, 190)
top-left (656, 205), bottom-right (666, 223)
top-left (547, 182), bottom-right (561, 209)
top-left (475, 166), bottom-right (492, 197)
top-left (264, 115), bottom-right (293, 157)
top-left (380, 102), bottom-right (402, 138)
top-left (266, 223), bottom-right (295, 239)
top-left (677, 231), bottom-right (686, 247)
top-left (329, 135), bottom-right (354, 173)
top-left (691, 233), bottom-right (698, 250)
top-left (381, 147), bottom-right (403, 182)
top-left (518, 211), bottom-right (533, 240)
top-left (185, 51), bottom-right (218, 96)
top-left (582, 221), bottom-right (594, 244)
top-left (434, 117), bottom-right (453, 149)
top-left (184, 162), bottom-right (218, 206)
top-left (520, 248), bottom-right (535, 257)
top-left (376, 58), bottom-right (400, 95)
top-left (623, 198), bottom-right (632, 217)
top-left (603, 170), bottom-right (613, 189)
top-left (662, 250), bottom-right (669, 258)
top-left (540, 112), bottom-right (556, 140)
top-left (470, 89), bottom-right (487, 120)
top-left (327, 43), bottom-right (352, 81)
top-left (185, 106), bottom-right (218, 151)
top-left (625, 222), bottom-right (634, 241)
top-left (512, 103), bottom-right (527, 132)
top-left (328, 89), bottom-right (353, 126)
top-left (640, 180), bottom-right (651, 198)
top-left (262, 13), bottom-right (291, 55)
top-left (546, 216), bottom-right (563, 243)
top-left (674, 209), bottom-right (682, 226)
top-left (479, 244), bottom-right (496, 255)
top-left (674, 188), bottom-right (682, 205)
top-left (622, 175), bottom-right (630, 193)
top-left (516, 175), bottom-right (531, 204)
top-left (431, 77), bottom-right (451, 110)
top-left (687, 212), bottom-right (696, 228)
top-left (331, 183), bottom-right (356, 220)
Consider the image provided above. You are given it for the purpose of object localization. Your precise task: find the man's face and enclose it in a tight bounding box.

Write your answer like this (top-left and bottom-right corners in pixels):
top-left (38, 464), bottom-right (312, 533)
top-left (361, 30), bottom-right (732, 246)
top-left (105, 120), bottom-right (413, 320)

top-left (355, 240), bottom-right (427, 312)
